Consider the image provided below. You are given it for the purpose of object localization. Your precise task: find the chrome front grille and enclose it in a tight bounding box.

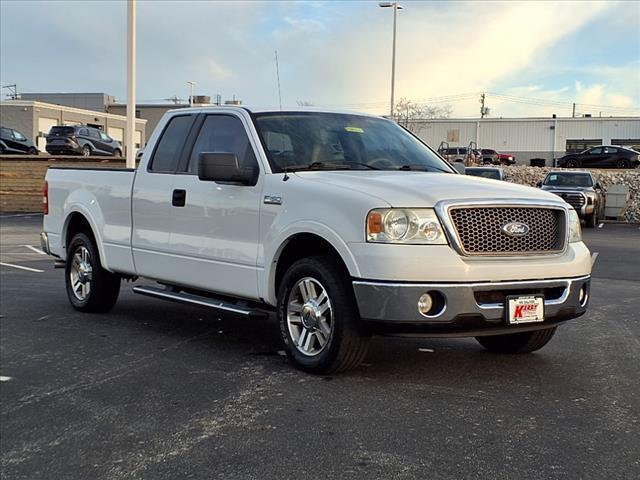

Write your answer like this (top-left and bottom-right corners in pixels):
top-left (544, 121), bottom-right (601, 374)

top-left (549, 191), bottom-right (585, 210)
top-left (448, 206), bottom-right (566, 256)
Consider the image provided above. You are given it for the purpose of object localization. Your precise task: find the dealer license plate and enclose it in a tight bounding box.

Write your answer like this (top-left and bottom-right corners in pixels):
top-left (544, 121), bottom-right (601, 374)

top-left (507, 295), bottom-right (544, 324)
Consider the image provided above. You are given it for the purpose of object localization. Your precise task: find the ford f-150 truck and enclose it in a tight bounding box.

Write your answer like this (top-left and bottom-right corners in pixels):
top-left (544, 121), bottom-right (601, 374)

top-left (41, 107), bottom-right (592, 374)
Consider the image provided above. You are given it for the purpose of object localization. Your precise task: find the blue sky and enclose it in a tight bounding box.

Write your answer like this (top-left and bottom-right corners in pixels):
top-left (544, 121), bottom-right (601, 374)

top-left (1, 0), bottom-right (639, 118)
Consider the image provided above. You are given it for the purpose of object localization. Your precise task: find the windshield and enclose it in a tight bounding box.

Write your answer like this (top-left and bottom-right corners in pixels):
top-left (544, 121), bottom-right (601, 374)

top-left (544, 173), bottom-right (593, 187)
top-left (252, 112), bottom-right (454, 173)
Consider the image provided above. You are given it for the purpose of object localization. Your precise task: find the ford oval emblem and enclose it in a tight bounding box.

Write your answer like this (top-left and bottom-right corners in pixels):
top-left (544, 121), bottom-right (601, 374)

top-left (502, 222), bottom-right (530, 237)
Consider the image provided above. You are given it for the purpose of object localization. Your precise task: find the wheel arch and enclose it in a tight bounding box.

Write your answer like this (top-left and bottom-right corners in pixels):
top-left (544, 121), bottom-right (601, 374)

top-left (62, 209), bottom-right (108, 269)
top-left (266, 230), bottom-right (359, 306)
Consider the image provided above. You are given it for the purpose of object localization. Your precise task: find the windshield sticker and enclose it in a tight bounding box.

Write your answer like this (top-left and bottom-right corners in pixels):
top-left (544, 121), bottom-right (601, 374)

top-left (345, 126), bottom-right (364, 133)
top-left (549, 174), bottom-right (557, 181)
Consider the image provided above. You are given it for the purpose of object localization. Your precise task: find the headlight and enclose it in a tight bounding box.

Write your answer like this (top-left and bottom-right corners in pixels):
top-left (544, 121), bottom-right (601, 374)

top-left (367, 208), bottom-right (447, 244)
top-left (568, 209), bottom-right (582, 243)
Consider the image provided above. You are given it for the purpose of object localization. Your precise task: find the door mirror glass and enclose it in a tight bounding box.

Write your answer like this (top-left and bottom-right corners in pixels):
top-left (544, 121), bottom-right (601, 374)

top-left (198, 153), bottom-right (256, 185)
top-left (536, 181), bottom-right (542, 188)
top-left (595, 182), bottom-right (602, 189)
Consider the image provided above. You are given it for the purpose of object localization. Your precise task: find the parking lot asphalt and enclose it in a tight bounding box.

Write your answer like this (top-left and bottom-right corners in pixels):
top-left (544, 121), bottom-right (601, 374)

top-left (1, 215), bottom-right (639, 480)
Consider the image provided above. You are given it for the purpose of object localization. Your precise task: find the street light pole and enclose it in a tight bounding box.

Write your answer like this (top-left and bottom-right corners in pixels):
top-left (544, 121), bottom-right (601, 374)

top-left (125, 0), bottom-right (136, 169)
top-left (379, 2), bottom-right (403, 119)
top-left (187, 81), bottom-right (196, 107)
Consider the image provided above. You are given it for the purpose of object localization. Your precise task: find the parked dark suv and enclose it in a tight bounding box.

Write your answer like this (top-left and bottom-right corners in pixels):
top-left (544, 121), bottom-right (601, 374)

top-left (46, 126), bottom-right (122, 156)
top-left (0, 126), bottom-right (38, 155)
top-left (557, 146), bottom-right (639, 169)
top-left (537, 171), bottom-right (605, 228)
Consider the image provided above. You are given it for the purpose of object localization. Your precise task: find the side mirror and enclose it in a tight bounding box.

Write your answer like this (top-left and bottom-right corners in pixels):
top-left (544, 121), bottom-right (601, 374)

top-left (536, 181), bottom-right (542, 188)
top-left (595, 182), bottom-right (602, 190)
top-left (198, 152), bottom-right (256, 185)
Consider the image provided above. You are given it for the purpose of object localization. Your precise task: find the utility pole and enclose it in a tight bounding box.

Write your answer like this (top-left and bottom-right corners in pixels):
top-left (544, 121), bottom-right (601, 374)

top-left (572, 103), bottom-right (576, 118)
top-left (480, 93), bottom-right (486, 118)
top-left (125, 0), bottom-right (136, 169)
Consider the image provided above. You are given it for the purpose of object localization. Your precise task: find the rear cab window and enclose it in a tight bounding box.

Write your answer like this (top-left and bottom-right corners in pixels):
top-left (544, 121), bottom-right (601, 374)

top-left (149, 115), bottom-right (196, 173)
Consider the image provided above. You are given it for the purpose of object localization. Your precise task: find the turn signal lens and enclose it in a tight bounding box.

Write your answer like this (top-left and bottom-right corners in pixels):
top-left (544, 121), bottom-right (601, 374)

top-left (367, 212), bottom-right (383, 234)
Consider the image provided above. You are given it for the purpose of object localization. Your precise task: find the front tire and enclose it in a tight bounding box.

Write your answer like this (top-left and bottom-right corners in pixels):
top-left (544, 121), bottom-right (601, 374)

top-left (616, 159), bottom-right (630, 169)
top-left (585, 211), bottom-right (597, 228)
top-left (565, 159), bottom-right (580, 168)
top-left (113, 148), bottom-right (122, 157)
top-left (277, 256), bottom-right (370, 374)
top-left (81, 145), bottom-right (92, 157)
top-left (65, 232), bottom-right (120, 312)
top-left (476, 327), bottom-right (557, 354)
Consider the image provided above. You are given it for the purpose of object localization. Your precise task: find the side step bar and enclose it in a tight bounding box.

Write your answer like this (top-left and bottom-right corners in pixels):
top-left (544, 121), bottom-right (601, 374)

top-left (132, 285), bottom-right (269, 320)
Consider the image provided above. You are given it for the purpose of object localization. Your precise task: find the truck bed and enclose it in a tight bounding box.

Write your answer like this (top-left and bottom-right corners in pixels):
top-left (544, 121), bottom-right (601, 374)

top-left (44, 167), bottom-right (137, 274)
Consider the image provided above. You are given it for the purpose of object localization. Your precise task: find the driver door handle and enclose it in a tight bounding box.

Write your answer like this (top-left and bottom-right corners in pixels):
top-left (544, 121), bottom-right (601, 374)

top-left (172, 189), bottom-right (186, 207)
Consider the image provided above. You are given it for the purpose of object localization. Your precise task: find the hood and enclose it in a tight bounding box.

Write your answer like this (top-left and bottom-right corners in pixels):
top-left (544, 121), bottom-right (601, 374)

top-left (294, 171), bottom-right (564, 207)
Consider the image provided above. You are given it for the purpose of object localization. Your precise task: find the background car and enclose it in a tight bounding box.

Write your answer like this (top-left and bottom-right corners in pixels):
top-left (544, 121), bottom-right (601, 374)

top-left (480, 148), bottom-right (516, 165)
top-left (557, 146), bottom-right (639, 169)
top-left (537, 171), bottom-right (605, 228)
top-left (464, 166), bottom-right (505, 180)
top-left (0, 126), bottom-right (38, 155)
top-left (438, 146), bottom-right (481, 164)
top-left (46, 126), bottom-right (122, 157)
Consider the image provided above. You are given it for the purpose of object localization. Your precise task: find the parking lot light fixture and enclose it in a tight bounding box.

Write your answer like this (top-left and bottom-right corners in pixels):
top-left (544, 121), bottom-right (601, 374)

top-left (188, 81), bottom-right (196, 107)
top-left (379, 2), bottom-right (403, 119)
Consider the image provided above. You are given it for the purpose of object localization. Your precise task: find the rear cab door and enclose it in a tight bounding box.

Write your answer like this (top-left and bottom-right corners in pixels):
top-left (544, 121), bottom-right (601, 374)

top-left (131, 113), bottom-right (199, 281)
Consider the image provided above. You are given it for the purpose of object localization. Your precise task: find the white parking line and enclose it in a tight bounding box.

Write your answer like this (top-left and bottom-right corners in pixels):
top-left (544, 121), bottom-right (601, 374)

top-left (23, 245), bottom-right (47, 255)
top-left (0, 262), bottom-right (44, 273)
top-left (591, 252), bottom-right (599, 267)
top-left (0, 376), bottom-right (12, 382)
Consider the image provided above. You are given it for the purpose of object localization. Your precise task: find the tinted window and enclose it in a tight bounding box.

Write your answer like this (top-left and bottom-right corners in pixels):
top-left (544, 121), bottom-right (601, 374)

top-left (188, 115), bottom-right (258, 174)
top-left (100, 132), bottom-right (111, 141)
top-left (88, 129), bottom-right (100, 139)
top-left (78, 128), bottom-right (89, 136)
top-left (49, 126), bottom-right (75, 136)
top-left (0, 127), bottom-right (11, 138)
top-left (254, 112), bottom-right (452, 173)
top-left (150, 115), bottom-right (194, 172)
top-left (603, 147), bottom-right (617, 154)
top-left (589, 148), bottom-right (603, 155)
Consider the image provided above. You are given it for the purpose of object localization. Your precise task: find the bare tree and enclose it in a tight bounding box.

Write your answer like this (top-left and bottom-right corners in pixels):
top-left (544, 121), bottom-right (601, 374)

top-left (394, 98), bottom-right (453, 132)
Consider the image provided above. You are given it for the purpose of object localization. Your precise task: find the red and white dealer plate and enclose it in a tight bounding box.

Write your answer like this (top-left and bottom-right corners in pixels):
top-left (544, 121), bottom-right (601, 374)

top-left (507, 295), bottom-right (544, 324)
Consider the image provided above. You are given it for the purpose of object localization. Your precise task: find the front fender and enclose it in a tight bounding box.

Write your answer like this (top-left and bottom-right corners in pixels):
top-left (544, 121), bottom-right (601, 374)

top-left (261, 220), bottom-right (361, 305)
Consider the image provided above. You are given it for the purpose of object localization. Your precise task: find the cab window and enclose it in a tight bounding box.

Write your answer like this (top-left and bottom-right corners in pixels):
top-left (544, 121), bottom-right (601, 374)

top-left (187, 115), bottom-right (258, 177)
top-left (149, 115), bottom-right (195, 173)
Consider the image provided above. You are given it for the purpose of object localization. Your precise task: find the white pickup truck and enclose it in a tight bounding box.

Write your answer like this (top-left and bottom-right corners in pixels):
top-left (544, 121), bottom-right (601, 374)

top-left (42, 107), bottom-right (592, 373)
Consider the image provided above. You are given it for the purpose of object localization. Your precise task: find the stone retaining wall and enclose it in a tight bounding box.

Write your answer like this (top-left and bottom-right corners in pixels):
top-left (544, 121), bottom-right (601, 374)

top-left (503, 165), bottom-right (640, 222)
top-left (0, 155), bottom-right (128, 213)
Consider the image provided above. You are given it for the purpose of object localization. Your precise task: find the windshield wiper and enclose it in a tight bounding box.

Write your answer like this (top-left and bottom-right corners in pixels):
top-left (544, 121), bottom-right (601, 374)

top-left (397, 164), bottom-right (451, 173)
top-left (288, 161), bottom-right (352, 172)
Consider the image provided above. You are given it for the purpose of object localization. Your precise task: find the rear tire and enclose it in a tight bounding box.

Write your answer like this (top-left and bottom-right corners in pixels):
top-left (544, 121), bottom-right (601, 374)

top-left (565, 159), bottom-right (580, 168)
top-left (616, 159), bottom-right (630, 169)
top-left (277, 255), bottom-right (370, 374)
top-left (476, 327), bottom-right (557, 354)
top-left (585, 212), bottom-right (597, 228)
top-left (65, 232), bottom-right (120, 312)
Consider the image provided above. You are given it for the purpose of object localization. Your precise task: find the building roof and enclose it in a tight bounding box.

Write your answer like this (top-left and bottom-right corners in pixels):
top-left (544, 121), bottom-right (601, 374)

top-left (0, 101), bottom-right (146, 123)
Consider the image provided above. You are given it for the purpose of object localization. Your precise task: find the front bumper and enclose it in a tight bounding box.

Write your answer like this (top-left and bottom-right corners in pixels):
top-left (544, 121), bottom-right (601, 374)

top-left (353, 275), bottom-right (590, 336)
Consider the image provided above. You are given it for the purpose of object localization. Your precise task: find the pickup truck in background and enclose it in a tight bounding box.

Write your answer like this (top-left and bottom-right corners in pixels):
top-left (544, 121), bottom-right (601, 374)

top-left (41, 107), bottom-right (592, 374)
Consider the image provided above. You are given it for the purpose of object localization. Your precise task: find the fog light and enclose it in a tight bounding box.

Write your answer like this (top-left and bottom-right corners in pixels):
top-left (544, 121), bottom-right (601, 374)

top-left (418, 293), bottom-right (433, 315)
top-left (579, 284), bottom-right (589, 307)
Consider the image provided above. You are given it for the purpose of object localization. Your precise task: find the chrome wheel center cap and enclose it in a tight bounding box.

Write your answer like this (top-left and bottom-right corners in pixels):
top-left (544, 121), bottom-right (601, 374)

top-left (301, 300), bottom-right (321, 329)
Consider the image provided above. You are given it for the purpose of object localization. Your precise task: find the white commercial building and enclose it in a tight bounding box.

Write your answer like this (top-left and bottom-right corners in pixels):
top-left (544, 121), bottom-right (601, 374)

top-left (411, 117), bottom-right (640, 165)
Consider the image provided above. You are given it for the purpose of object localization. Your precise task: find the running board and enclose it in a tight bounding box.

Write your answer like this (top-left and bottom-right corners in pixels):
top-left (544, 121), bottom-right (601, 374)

top-left (132, 286), bottom-right (269, 320)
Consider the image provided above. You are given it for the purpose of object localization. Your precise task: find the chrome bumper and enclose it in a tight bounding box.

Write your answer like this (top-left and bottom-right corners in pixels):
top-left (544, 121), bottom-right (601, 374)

top-left (40, 232), bottom-right (51, 255)
top-left (353, 275), bottom-right (590, 327)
